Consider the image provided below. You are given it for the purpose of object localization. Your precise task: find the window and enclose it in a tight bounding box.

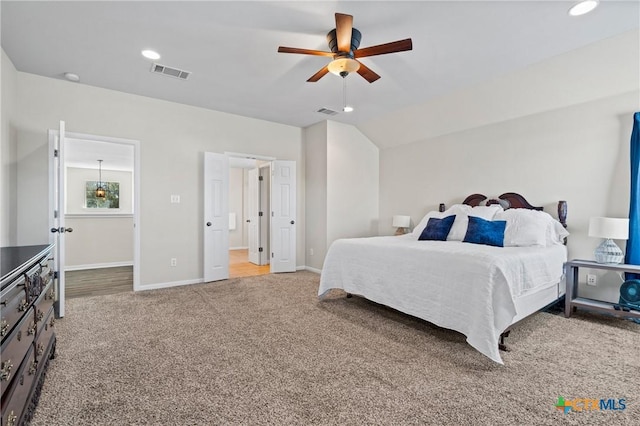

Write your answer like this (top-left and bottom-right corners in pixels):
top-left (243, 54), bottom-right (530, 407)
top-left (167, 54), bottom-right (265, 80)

top-left (85, 181), bottom-right (120, 209)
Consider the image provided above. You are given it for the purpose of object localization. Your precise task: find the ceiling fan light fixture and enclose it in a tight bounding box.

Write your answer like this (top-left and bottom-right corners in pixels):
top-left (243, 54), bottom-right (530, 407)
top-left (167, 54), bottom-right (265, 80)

top-left (568, 0), bottom-right (599, 16)
top-left (327, 58), bottom-right (360, 77)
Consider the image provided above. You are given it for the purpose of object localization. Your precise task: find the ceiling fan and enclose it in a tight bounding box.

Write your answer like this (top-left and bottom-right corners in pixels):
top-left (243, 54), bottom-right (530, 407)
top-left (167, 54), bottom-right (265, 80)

top-left (278, 13), bottom-right (412, 83)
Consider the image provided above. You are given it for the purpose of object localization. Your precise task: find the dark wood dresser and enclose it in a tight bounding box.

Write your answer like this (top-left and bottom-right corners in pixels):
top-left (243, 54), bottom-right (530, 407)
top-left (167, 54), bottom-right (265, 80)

top-left (1, 245), bottom-right (56, 426)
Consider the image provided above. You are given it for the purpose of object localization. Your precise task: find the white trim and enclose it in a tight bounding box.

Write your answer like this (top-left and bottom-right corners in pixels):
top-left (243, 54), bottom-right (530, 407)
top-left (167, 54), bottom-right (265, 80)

top-left (229, 246), bottom-right (249, 250)
top-left (224, 151), bottom-right (276, 161)
top-left (65, 214), bottom-right (134, 218)
top-left (65, 261), bottom-right (133, 272)
top-left (304, 266), bottom-right (322, 274)
top-left (136, 278), bottom-right (204, 291)
top-left (50, 129), bottom-right (141, 292)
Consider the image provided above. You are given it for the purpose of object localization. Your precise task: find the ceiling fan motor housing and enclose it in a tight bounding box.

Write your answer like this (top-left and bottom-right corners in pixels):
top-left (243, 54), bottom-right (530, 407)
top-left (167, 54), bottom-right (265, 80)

top-left (327, 28), bottom-right (362, 57)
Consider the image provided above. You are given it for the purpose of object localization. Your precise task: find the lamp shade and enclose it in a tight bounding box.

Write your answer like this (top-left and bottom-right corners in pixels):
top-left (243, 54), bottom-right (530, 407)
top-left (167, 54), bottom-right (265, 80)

top-left (392, 215), bottom-right (411, 228)
top-left (588, 217), bottom-right (629, 240)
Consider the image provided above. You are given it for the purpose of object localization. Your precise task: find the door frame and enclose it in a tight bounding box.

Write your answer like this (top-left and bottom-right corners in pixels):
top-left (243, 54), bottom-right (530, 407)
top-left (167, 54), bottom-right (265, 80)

top-left (48, 129), bottom-right (141, 291)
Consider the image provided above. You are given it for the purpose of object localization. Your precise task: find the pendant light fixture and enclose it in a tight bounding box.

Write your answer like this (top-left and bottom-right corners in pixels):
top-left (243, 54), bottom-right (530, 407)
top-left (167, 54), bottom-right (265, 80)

top-left (95, 159), bottom-right (106, 199)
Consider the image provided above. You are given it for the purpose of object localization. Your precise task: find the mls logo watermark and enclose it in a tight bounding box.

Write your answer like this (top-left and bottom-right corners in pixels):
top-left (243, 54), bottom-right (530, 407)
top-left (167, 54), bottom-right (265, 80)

top-left (555, 396), bottom-right (626, 414)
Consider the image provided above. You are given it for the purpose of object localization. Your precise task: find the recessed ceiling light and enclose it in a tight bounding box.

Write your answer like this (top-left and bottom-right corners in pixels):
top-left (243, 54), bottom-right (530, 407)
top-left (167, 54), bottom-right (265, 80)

top-left (64, 72), bottom-right (80, 82)
top-left (141, 49), bottom-right (161, 60)
top-left (343, 106), bottom-right (354, 113)
top-left (568, 0), bottom-right (599, 16)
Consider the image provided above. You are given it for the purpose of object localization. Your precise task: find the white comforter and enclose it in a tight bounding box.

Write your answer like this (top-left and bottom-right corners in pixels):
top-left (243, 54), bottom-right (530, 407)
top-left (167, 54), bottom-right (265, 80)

top-left (318, 235), bottom-right (567, 364)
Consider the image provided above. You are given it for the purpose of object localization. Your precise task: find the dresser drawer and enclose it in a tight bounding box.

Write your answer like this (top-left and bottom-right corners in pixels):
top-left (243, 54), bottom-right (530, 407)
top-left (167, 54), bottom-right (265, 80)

top-left (35, 307), bottom-right (55, 363)
top-left (0, 308), bottom-right (36, 396)
top-left (0, 278), bottom-right (29, 340)
top-left (0, 345), bottom-right (37, 426)
top-left (34, 280), bottom-right (55, 328)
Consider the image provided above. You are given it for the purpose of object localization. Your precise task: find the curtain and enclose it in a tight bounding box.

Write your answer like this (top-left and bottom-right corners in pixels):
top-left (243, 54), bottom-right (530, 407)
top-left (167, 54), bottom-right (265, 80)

top-left (625, 112), bottom-right (640, 280)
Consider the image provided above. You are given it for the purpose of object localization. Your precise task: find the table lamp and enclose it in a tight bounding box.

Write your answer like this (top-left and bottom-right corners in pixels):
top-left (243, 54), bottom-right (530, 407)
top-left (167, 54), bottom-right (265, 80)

top-left (392, 215), bottom-right (411, 235)
top-left (588, 217), bottom-right (629, 264)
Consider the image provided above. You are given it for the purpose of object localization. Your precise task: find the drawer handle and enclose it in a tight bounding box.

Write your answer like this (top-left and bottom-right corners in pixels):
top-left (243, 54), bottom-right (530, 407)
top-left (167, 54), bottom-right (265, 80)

top-left (47, 288), bottom-right (55, 300)
top-left (18, 298), bottom-right (29, 312)
top-left (50, 317), bottom-right (56, 328)
top-left (37, 342), bottom-right (45, 357)
top-left (0, 320), bottom-right (8, 337)
top-left (36, 310), bottom-right (44, 322)
top-left (0, 359), bottom-right (13, 381)
top-left (27, 322), bottom-right (37, 336)
top-left (28, 360), bottom-right (38, 375)
top-left (7, 411), bottom-right (17, 426)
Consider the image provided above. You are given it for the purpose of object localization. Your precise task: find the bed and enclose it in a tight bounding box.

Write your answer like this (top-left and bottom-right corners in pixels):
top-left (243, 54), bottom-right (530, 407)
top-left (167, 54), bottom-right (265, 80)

top-left (318, 193), bottom-right (569, 364)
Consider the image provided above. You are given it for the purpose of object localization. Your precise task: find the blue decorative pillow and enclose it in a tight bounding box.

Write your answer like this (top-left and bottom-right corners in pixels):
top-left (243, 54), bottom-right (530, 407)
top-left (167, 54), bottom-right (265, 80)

top-left (463, 216), bottom-right (506, 247)
top-left (418, 215), bottom-right (456, 241)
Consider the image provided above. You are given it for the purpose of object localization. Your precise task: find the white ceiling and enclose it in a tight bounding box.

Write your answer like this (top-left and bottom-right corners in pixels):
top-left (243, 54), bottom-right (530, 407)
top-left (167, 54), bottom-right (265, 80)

top-left (2, 1), bottom-right (638, 130)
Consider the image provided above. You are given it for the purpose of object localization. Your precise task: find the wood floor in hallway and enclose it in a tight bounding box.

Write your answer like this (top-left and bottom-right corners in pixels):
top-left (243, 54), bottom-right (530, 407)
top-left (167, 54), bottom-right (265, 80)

top-left (65, 250), bottom-right (268, 298)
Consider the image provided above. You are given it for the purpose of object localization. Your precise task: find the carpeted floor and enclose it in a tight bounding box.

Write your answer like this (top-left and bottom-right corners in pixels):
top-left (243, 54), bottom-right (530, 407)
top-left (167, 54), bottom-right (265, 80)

top-left (31, 271), bottom-right (639, 425)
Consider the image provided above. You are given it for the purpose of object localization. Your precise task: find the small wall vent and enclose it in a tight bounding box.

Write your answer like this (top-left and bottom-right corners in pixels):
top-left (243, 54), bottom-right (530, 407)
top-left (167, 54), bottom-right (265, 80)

top-left (151, 63), bottom-right (191, 80)
top-left (317, 108), bottom-right (338, 116)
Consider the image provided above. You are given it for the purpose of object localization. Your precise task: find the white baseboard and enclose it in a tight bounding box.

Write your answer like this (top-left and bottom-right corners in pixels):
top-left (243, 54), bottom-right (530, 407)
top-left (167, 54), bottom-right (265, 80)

top-left (136, 266), bottom-right (318, 292)
top-left (135, 278), bottom-right (204, 291)
top-left (65, 261), bottom-right (133, 272)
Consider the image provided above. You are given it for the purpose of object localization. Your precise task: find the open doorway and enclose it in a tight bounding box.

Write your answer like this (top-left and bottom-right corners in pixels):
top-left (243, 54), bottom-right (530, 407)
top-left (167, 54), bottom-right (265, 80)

top-left (60, 136), bottom-right (137, 298)
top-left (228, 156), bottom-right (271, 278)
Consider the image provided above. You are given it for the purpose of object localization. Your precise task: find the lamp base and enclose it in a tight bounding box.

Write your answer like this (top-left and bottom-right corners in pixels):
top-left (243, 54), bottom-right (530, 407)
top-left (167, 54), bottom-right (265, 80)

top-left (394, 227), bottom-right (407, 236)
top-left (594, 238), bottom-right (624, 264)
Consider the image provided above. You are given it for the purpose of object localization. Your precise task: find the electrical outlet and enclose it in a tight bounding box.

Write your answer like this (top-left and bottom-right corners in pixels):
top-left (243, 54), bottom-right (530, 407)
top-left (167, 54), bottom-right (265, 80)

top-left (586, 274), bottom-right (597, 286)
top-left (170, 195), bottom-right (180, 203)
top-left (309, 248), bottom-right (314, 256)
top-left (170, 258), bottom-right (177, 267)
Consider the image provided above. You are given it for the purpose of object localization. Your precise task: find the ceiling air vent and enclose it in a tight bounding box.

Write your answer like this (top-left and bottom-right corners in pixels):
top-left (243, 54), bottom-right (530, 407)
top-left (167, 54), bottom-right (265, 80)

top-left (317, 108), bottom-right (338, 116)
top-left (150, 63), bottom-right (191, 80)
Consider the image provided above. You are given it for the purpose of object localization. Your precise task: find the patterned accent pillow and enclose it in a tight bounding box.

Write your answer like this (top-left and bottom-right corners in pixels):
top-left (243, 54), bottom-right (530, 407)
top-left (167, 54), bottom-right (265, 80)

top-left (463, 216), bottom-right (506, 247)
top-left (418, 215), bottom-right (456, 241)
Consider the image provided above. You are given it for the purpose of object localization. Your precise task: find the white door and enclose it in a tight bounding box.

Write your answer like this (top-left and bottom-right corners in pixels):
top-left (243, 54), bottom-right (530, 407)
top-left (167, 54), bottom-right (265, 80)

top-left (247, 167), bottom-right (260, 265)
top-left (270, 160), bottom-right (296, 273)
top-left (204, 152), bottom-right (230, 282)
top-left (49, 121), bottom-right (68, 317)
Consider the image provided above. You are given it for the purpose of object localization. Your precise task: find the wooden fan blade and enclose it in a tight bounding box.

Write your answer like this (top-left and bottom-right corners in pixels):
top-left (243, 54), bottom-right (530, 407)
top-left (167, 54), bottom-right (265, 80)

top-left (278, 46), bottom-right (334, 57)
top-left (335, 13), bottom-right (353, 53)
top-left (354, 38), bottom-right (413, 58)
top-left (356, 61), bottom-right (381, 83)
top-left (307, 66), bottom-right (330, 82)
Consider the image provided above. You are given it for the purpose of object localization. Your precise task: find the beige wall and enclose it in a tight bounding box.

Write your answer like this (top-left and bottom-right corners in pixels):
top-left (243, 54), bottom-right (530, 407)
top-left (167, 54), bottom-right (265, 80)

top-left (378, 31), bottom-right (640, 303)
top-left (229, 167), bottom-right (244, 249)
top-left (64, 216), bottom-right (134, 269)
top-left (66, 167), bottom-right (133, 214)
top-left (303, 122), bottom-right (328, 270)
top-left (1, 50), bottom-right (18, 246)
top-left (11, 71), bottom-right (304, 287)
top-left (326, 121), bottom-right (379, 243)
top-left (303, 120), bottom-right (380, 270)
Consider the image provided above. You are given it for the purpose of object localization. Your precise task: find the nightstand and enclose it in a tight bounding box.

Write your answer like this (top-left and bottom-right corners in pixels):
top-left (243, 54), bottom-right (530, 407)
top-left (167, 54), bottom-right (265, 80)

top-left (565, 259), bottom-right (640, 319)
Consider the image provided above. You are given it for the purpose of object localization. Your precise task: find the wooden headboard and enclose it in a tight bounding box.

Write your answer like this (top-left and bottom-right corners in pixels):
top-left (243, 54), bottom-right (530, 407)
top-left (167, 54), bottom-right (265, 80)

top-left (439, 192), bottom-right (567, 228)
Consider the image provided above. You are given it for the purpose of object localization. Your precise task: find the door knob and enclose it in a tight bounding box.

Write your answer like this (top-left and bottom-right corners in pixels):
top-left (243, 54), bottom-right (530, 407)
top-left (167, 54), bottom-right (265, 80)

top-left (206, 222), bottom-right (212, 227)
top-left (50, 227), bottom-right (73, 233)
top-left (246, 220), bottom-right (250, 223)
top-left (290, 220), bottom-right (295, 225)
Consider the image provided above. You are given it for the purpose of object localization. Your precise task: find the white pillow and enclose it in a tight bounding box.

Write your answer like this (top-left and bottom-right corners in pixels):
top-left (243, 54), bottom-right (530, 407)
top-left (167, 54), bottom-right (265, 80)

top-left (547, 219), bottom-right (570, 246)
top-left (495, 209), bottom-right (549, 247)
top-left (494, 208), bottom-right (569, 247)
